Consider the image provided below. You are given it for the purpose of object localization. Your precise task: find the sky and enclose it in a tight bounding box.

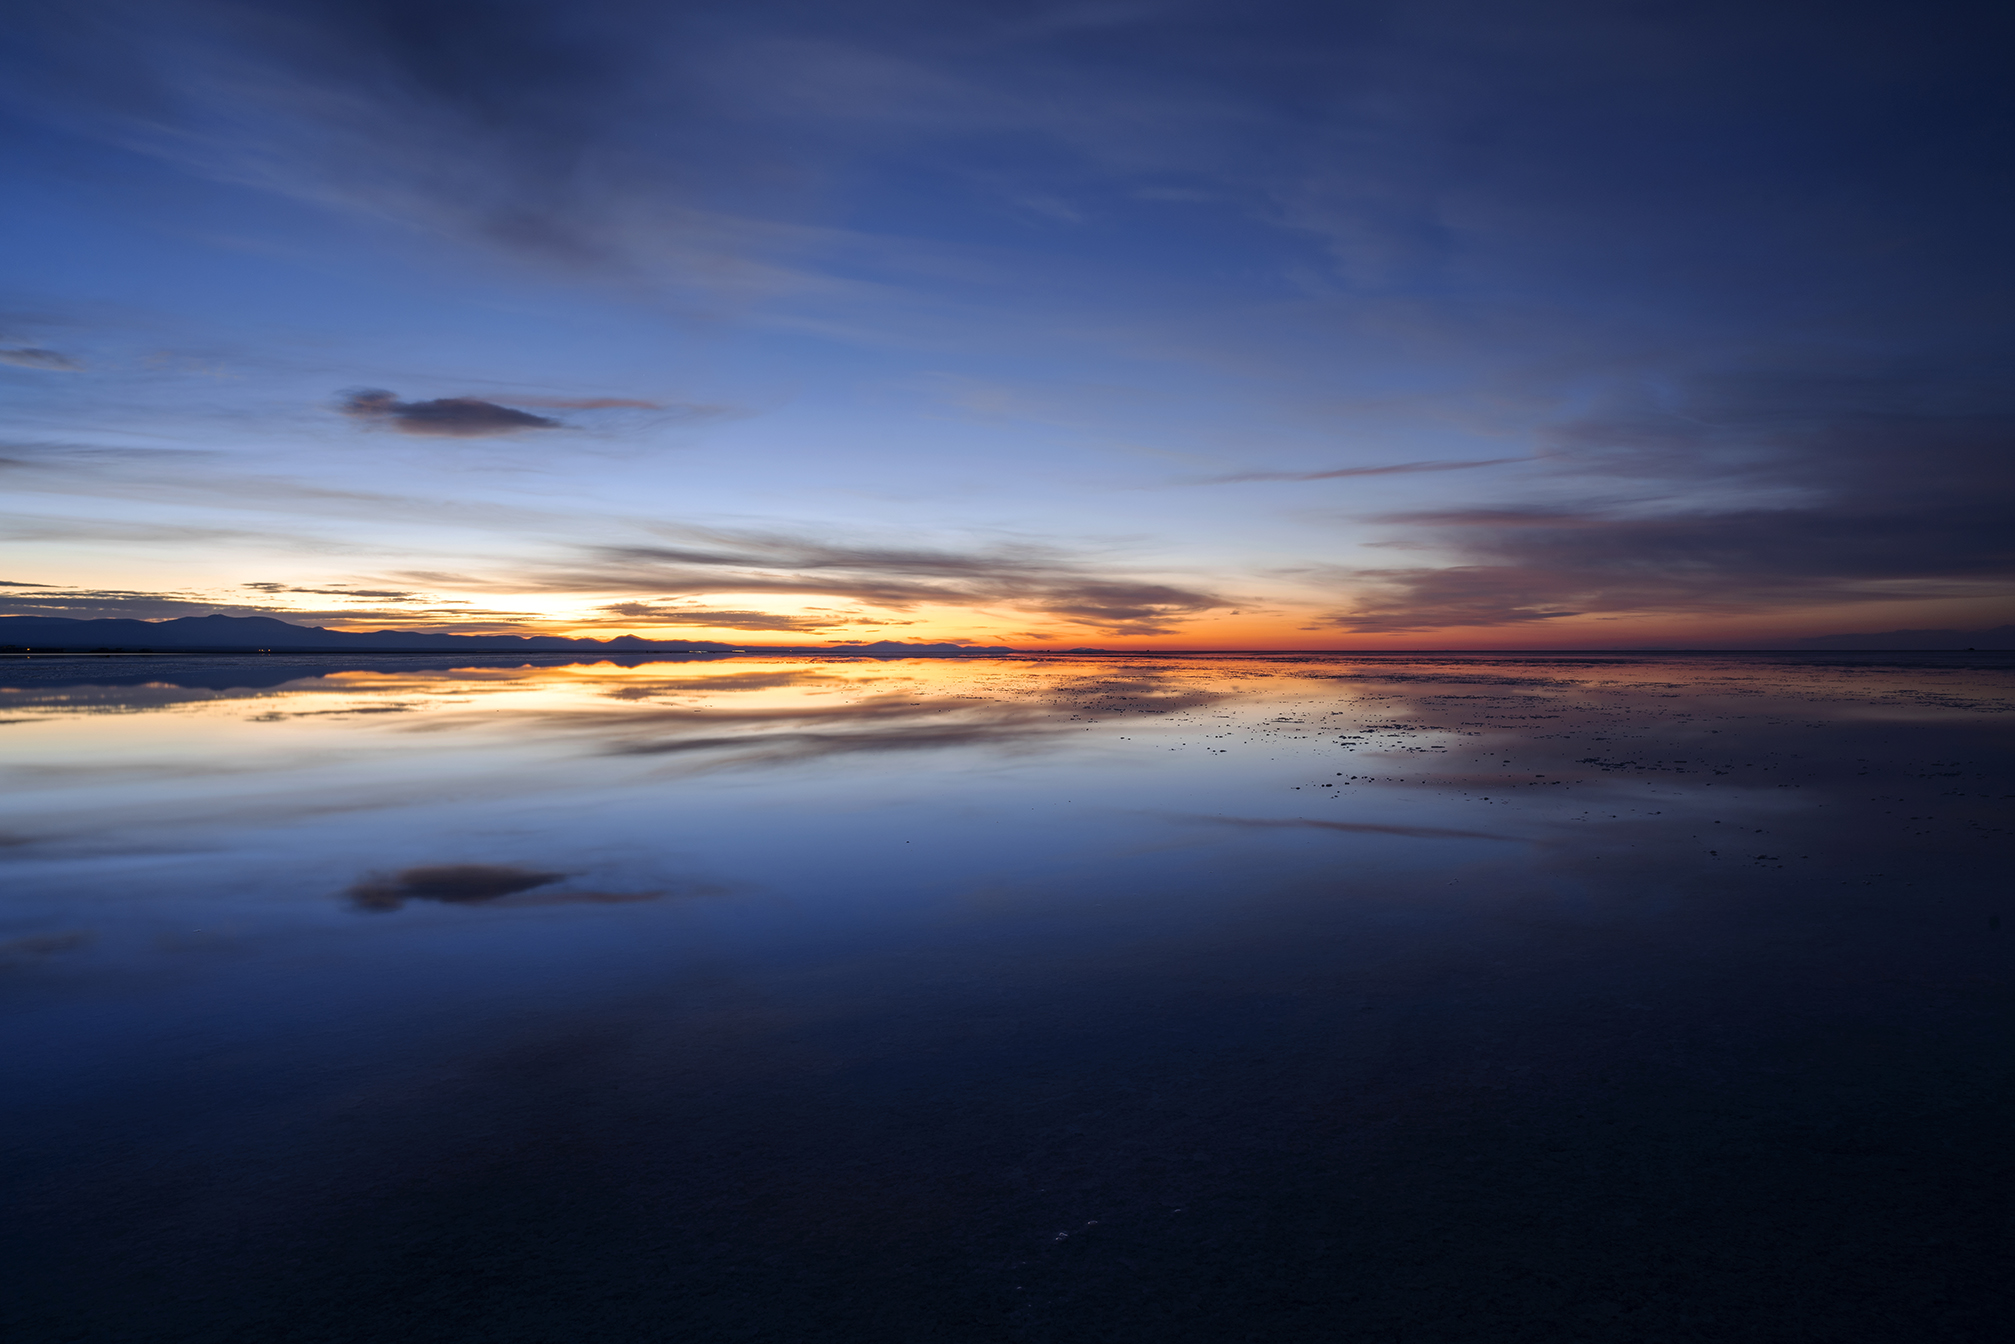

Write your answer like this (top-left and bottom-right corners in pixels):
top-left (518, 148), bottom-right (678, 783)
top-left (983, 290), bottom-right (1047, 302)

top-left (2, 0), bottom-right (2011, 649)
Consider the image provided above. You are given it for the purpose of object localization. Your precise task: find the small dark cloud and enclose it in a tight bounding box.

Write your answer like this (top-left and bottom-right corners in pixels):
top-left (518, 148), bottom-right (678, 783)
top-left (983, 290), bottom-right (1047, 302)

top-left (339, 389), bottom-right (560, 438)
top-left (0, 348), bottom-right (83, 371)
top-left (347, 863), bottom-right (564, 912)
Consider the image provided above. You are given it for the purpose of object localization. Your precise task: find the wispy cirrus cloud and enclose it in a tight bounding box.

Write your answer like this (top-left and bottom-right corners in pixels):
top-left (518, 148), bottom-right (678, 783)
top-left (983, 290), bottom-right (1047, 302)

top-left (1311, 369), bottom-right (2015, 633)
top-left (0, 587), bottom-right (289, 621)
top-left (242, 583), bottom-right (431, 601)
top-left (0, 347), bottom-right (83, 371)
top-left (1194, 457), bottom-right (1531, 485)
top-left (0, 581), bottom-right (549, 629)
top-left (521, 528), bottom-right (1227, 636)
top-left (593, 604), bottom-right (857, 633)
top-left (1, 441), bottom-right (578, 535)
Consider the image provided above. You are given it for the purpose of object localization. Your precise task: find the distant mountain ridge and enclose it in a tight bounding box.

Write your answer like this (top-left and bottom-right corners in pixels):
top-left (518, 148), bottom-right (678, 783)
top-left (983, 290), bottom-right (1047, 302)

top-left (0, 614), bottom-right (1015, 656)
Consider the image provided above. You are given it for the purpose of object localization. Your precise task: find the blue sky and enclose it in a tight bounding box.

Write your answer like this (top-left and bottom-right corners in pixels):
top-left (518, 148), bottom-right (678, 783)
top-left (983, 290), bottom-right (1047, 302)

top-left (3, 0), bottom-right (2011, 646)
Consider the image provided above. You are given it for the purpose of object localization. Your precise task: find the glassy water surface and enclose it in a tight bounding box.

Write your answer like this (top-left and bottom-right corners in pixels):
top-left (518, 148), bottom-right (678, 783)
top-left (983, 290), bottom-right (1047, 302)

top-left (4, 652), bottom-right (2011, 1341)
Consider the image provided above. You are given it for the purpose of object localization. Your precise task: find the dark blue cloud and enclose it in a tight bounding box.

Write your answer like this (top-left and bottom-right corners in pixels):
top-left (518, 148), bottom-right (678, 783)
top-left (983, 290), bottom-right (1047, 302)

top-left (0, 347), bottom-right (82, 370)
top-left (339, 389), bottom-right (560, 437)
top-left (1320, 365), bottom-right (2015, 631)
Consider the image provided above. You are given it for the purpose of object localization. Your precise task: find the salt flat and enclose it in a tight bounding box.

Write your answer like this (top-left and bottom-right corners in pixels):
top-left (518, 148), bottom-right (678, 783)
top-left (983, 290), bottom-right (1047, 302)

top-left (4, 651), bottom-right (2010, 1342)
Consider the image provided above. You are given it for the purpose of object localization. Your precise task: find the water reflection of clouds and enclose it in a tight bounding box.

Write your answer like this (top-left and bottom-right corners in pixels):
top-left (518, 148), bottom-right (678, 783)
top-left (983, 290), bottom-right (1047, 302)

top-left (593, 668), bottom-right (849, 700)
top-left (13, 656), bottom-right (2012, 873)
top-left (0, 929), bottom-right (94, 963)
top-left (0, 652), bottom-right (2006, 1002)
top-left (495, 693), bottom-right (1071, 765)
top-left (8, 669), bottom-right (1233, 782)
top-left (1180, 815), bottom-right (1525, 843)
top-left (448, 665), bottom-right (1249, 767)
top-left (0, 661), bottom-right (1255, 902)
top-left (0, 659), bottom-right (949, 721)
top-left (346, 863), bottom-right (683, 912)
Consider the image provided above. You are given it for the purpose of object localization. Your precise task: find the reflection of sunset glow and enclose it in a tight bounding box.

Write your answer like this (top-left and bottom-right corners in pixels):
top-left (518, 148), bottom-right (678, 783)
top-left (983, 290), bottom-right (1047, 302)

top-left (10, 651), bottom-right (2008, 803)
top-left (7, 647), bottom-right (2010, 1344)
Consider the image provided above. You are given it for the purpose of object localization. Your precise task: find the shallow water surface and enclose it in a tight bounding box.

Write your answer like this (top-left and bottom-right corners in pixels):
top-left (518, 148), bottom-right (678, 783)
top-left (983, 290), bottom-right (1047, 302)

top-left (4, 651), bottom-right (2011, 1341)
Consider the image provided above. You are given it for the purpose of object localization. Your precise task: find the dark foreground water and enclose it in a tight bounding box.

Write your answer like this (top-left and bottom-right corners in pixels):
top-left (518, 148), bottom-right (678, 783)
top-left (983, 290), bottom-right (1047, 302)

top-left (3, 651), bottom-right (2010, 1343)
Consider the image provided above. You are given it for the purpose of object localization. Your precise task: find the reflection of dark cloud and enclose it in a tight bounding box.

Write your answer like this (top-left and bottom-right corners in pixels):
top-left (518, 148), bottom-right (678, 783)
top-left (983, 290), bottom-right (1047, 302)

top-left (346, 863), bottom-right (707, 912)
top-left (340, 389), bottom-right (560, 438)
top-left (0, 929), bottom-right (94, 961)
top-left (1180, 815), bottom-right (1523, 843)
top-left (349, 864), bottom-right (565, 911)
